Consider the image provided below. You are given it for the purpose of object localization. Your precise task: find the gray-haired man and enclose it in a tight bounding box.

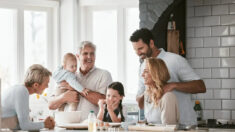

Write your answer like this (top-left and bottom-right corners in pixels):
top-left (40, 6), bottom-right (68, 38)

top-left (49, 41), bottom-right (112, 121)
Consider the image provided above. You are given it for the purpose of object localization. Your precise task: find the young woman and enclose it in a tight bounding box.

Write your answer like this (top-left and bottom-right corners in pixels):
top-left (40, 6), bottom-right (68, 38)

top-left (97, 82), bottom-right (125, 122)
top-left (142, 58), bottom-right (179, 125)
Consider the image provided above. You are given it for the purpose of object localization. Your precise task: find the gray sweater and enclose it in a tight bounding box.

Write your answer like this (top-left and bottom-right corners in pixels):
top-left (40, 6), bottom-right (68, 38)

top-left (1, 85), bottom-right (44, 130)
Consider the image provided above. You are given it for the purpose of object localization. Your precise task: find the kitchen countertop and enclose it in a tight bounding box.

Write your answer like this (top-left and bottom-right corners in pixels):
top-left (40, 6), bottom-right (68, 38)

top-left (1, 127), bottom-right (235, 132)
top-left (40, 127), bottom-right (235, 132)
top-left (2, 127), bottom-right (235, 132)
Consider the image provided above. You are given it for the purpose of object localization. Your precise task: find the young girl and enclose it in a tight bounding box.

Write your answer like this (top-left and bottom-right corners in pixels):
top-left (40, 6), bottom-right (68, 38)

top-left (97, 82), bottom-right (125, 122)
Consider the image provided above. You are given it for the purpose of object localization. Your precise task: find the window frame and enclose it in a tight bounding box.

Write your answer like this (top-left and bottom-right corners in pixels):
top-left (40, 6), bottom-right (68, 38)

top-left (0, 0), bottom-right (59, 84)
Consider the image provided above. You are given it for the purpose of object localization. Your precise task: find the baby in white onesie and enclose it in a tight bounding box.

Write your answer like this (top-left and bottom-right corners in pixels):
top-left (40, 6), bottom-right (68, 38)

top-left (52, 53), bottom-right (89, 111)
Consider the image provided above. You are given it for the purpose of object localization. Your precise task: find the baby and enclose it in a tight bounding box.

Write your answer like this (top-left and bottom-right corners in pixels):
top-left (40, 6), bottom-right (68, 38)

top-left (52, 53), bottom-right (89, 111)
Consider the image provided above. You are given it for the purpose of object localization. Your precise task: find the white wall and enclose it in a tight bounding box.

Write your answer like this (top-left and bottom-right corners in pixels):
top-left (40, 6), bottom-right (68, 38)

top-left (187, 0), bottom-right (235, 120)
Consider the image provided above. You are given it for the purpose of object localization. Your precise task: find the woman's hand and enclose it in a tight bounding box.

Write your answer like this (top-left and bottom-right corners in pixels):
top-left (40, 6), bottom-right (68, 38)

top-left (63, 90), bottom-right (79, 103)
top-left (44, 116), bottom-right (55, 129)
top-left (98, 99), bottom-right (106, 110)
top-left (59, 81), bottom-right (74, 91)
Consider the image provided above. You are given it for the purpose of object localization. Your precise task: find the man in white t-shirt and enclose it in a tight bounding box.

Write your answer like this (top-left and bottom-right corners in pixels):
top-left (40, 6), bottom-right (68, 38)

top-left (48, 41), bottom-right (112, 121)
top-left (129, 28), bottom-right (206, 125)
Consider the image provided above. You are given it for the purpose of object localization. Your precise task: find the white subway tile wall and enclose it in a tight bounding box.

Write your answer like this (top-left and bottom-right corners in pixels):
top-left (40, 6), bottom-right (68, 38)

top-left (232, 111), bottom-right (235, 119)
top-left (195, 69), bottom-right (211, 78)
top-left (230, 68), bottom-right (235, 78)
top-left (229, 4), bottom-right (235, 14)
top-left (203, 110), bottom-right (214, 120)
top-left (204, 37), bottom-right (220, 47)
top-left (212, 5), bottom-right (229, 15)
top-left (212, 48), bottom-right (229, 57)
top-left (230, 47), bottom-right (235, 56)
top-left (204, 16), bottom-right (220, 26)
top-left (205, 100), bottom-right (222, 109)
top-left (211, 26), bottom-right (228, 36)
top-left (196, 48), bottom-right (212, 57)
top-left (140, 0), bottom-right (235, 120)
top-left (212, 68), bottom-right (229, 78)
top-left (214, 110), bottom-right (231, 120)
top-left (188, 0), bottom-right (235, 120)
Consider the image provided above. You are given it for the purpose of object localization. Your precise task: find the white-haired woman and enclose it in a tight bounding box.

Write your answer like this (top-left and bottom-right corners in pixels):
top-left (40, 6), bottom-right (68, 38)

top-left (1, 64), bottom-right (55, 130)
top-left (142, 58), bottom-right (179, 125)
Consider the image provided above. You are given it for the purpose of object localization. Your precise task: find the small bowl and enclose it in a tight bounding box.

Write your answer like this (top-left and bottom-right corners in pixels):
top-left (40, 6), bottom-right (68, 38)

top-left (55, 111), bottom-right (82, 123)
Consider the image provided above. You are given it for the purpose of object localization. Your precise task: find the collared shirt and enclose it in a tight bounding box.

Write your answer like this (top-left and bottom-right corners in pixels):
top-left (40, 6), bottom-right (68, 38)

top-left (1, 85), bottom-right (44, 130)
top-left (63, 66), bottom-right (112, 121)
top-left (138, 48), bottom-right (200, 125)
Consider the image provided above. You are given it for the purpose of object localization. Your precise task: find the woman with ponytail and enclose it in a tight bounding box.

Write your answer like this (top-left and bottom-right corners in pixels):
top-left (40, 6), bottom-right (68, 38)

top-left (97, 82), bottom-right (125, 122)
top-left (143, 58), bottom-right (179, 125)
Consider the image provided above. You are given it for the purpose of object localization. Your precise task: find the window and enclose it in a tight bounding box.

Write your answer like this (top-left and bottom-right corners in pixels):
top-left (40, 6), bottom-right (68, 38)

top-left (24, 11), bottom-right (48, 71)
top-left (80, 1), bottom-right (139, 102)
top-left (0, 1), bottom-right (59, 117)
top-left (0, 8), bottom-right (17, 89)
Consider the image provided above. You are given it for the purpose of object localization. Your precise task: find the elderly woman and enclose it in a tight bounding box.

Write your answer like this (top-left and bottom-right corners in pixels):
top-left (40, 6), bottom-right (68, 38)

top-left (1, 64), bottom-right (55, 130)
top-left (142, 58), bottom-right (179, 125)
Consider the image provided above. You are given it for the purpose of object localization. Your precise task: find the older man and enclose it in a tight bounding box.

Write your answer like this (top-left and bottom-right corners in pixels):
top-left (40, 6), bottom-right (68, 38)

top-left (49, 41), bottom-right (112, 121)
top-left (130, 28), bottom-right (206, 126)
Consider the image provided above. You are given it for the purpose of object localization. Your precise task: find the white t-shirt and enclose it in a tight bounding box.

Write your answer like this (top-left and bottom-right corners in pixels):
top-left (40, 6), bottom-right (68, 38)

top-left (64, 67), bottom-right (112, 121)
top-left (138, 48), bottom-right (200, 125)
top-left (1, 85), bottom-right (44, 130)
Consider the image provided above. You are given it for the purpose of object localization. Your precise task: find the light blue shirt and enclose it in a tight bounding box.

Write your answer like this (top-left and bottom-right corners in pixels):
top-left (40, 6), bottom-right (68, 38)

top-left (138, 48), bottom-right (200, 125)
top-left (1, 85), bottom-right (44, 130)
top-left (52, 66), bottom-right (84, 92)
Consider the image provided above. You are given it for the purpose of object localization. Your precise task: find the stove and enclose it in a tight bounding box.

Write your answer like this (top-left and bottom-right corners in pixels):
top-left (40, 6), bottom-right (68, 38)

top-left (198, 119), bottom-right (235, 129)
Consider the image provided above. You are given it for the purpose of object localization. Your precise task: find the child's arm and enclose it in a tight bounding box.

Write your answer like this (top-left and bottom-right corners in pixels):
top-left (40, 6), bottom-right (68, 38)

top-left (64, 72), bottom-right (84, 93)
top-left (97, 99), bottom-right (106, 121)
top-left (106, 100), bottom-right (122, 122)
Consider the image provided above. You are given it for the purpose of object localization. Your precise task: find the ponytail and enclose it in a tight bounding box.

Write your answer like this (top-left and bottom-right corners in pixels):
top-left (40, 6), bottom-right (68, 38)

top-left (119, 100), bottom-right (125, 122)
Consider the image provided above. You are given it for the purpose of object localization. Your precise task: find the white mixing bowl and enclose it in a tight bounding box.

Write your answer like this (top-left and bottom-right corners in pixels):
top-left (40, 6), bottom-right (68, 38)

top-left (55, 111), bottom-right (82, 123)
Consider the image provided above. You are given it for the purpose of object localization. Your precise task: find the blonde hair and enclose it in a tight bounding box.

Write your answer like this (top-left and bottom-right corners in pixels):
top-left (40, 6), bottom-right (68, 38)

top-left (77, 41), bottom-right (96, 54)
top-left (24, 64), bottom-right (52, 87)
top-left (145, 58), bottom-right (170, 106)
top-left (63, 53), bottom-right (77, 66)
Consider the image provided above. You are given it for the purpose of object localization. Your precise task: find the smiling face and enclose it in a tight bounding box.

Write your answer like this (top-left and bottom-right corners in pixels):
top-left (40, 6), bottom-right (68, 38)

top-left (142, 63), bottom-right (155, 86)
top-left (132, 39), bottom-right (152, 60)
top-left (77, 46), bottom-right (96, 73)
top-left (106, 88), bottom-right (123, 105)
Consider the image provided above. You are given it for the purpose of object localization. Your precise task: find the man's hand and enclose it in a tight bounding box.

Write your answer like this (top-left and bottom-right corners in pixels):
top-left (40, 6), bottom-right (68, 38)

top-left (59, 81), bottom-right (74, 91)
top-left (163, 83), bottom-right (176, 93)
top-left (63, 90), bottom-right (79, 103)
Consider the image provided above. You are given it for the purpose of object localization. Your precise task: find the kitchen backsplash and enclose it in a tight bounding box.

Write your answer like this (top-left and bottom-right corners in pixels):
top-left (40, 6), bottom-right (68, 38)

top-left (139, 0), bottom-right (235, 120)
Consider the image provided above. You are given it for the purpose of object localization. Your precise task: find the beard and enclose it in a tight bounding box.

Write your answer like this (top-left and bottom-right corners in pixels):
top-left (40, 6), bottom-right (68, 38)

top-left (139, 47), bottom-right (152, 61)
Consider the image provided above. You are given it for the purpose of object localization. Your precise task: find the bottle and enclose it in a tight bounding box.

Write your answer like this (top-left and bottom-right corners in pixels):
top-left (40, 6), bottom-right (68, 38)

top-left (194, 100), bottom-right (202, 121)
top-left (88, 110), bottom-right (97, 132)
top-left (167, 13), bottom-right (176, 30)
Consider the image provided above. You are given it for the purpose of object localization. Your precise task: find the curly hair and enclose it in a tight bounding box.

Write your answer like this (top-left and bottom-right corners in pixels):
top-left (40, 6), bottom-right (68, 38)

top-left (145, 58), bottom-right (170, 106)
